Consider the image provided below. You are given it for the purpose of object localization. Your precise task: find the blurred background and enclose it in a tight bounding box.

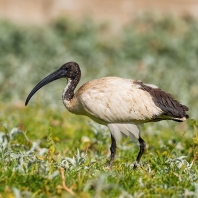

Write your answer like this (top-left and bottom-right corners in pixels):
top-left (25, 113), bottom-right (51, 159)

top-left (0, 0), bottom-right (198, 118)
top-left (1, 0), bottom-right (198, 27)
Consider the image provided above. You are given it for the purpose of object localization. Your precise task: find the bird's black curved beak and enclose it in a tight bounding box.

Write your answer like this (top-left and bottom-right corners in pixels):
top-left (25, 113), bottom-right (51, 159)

top-left (25, 68), bottom-right (67, 106)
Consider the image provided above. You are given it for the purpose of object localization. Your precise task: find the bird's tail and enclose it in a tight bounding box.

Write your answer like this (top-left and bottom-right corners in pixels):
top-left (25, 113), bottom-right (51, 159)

top-left (155, 103), bottom-right (189, 123)
top-left (169, 103), bottom-right (189, 122)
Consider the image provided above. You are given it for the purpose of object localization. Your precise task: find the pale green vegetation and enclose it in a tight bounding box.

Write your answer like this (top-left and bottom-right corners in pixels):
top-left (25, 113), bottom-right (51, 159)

top-left (0, 14), bottom-right (198, 197)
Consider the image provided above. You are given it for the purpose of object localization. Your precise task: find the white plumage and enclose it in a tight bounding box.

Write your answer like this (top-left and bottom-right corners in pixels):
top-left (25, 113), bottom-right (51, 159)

top-left (25, 62), bottom-right (189, 168)
top-left (107, 123), bottom-right (140, 142)
top-left (64, 77), bottom-right (163, 124)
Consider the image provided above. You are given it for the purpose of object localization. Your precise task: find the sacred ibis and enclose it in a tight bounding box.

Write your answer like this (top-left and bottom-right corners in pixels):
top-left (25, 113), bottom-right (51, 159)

top-left (25, 62), bottom-right (189, 168)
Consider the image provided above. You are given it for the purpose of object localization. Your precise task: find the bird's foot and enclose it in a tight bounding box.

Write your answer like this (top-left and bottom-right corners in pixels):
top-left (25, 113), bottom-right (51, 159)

top-left (103, 160), bottom-right (113, 171)
top-left (132, 161), bottom-right (140, 169)
top-left (105, 161), bottom-right (113, 170)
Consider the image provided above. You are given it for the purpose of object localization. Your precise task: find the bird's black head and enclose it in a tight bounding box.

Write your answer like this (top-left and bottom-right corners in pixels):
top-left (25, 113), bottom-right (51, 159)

top-left (60, 62), bottom-right (80, 80)
top-left (25, 62), bottom-right (81, 106)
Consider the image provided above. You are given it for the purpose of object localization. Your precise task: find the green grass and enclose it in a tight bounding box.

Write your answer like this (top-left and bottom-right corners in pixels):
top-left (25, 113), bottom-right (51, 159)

top-left (0, 14), bottom-right (198, 197)
top-left (0, 103), bottom-right (197, 197)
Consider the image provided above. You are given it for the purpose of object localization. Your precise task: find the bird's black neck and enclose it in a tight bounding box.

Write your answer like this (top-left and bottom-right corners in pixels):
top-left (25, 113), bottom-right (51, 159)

top-left (62, 73), bottom-right (81, 101)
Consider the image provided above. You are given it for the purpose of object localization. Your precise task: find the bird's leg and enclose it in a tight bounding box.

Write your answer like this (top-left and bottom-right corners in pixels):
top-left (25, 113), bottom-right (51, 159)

top-left (133, 137), bottom-right (146, 169)
top-left (109, 134), bottom-right (116, 167)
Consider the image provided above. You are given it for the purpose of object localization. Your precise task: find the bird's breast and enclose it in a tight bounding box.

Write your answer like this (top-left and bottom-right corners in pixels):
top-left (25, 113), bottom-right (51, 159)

top-left (63, 97), bottom-right (81, 115)
top-left (63, 96), bottom-right (107, 124)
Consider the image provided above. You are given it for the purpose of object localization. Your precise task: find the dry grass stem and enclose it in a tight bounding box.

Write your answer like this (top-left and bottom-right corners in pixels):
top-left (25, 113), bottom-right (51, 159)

top-left (58, 167), bottom-right (75, 195)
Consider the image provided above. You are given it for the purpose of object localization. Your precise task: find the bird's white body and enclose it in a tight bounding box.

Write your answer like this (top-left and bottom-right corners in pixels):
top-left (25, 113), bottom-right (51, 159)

top-left (63, 77), bottom-right (166, 141)
top-left (26, 62), bottom-right (189, 167)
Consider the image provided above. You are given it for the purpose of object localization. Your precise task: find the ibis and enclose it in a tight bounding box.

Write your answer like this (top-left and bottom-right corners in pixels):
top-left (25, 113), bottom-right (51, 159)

top-left (25, 62), bottom-right (189, 168)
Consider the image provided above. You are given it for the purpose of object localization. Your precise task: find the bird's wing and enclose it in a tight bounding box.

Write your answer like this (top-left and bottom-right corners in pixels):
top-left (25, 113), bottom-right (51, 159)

top-left (135, 81), bottom-right (189, 120)
top-left (76, 77), bottom-right (163, 124)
